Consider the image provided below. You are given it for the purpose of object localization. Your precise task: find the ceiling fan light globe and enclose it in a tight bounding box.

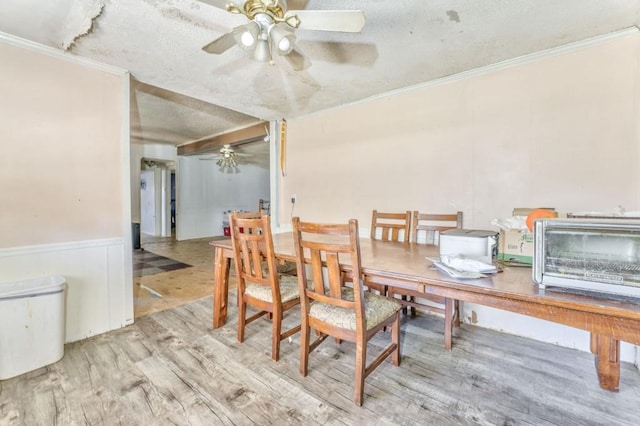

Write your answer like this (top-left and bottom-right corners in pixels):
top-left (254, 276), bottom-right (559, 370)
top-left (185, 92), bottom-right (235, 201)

top-left (240, 31), bottom-right (256, 47)
top-left (279, 38), bottom-right (289, 51)
top-left (269, 25), bottom-right (295, 55)
top-left (234, 21), bottom-right (260, 51)
top-left (277, 35), bottom-right (294, 54)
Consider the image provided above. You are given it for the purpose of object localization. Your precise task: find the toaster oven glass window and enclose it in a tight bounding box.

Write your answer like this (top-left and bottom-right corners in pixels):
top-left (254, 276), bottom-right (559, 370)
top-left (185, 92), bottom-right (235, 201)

top-left (543, 226), bottom-right (640, 287)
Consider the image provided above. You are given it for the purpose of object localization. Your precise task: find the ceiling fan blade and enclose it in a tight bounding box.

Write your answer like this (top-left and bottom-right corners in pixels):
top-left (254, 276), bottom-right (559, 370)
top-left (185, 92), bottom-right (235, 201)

top-left (202, 31), bottom-right (238, 54)
top-left (285, 10), bottom-right (365, 32)
top-left (283, 47), bottom-right (311, 71)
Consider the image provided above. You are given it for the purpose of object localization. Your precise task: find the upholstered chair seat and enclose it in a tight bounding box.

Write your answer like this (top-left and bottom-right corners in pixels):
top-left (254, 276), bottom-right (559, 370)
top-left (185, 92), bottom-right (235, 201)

top-left (245, 275), bottom-right (300, 304)
top-left (309, 288), bottom-right (401, 331)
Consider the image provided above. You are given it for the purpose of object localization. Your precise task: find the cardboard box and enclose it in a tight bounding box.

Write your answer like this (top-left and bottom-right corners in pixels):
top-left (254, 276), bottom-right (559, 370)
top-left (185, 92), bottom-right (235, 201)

top-left (512, 207), bottom-right (556, 217)
top-left (495, 208), bottom-right (556, 266)
top-left (498, 228), bottom-right (534, 265)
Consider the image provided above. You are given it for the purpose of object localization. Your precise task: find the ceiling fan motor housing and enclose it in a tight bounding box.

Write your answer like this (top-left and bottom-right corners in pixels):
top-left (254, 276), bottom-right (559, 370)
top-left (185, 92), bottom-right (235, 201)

top-left (242, 0), bottom-right (286, 20)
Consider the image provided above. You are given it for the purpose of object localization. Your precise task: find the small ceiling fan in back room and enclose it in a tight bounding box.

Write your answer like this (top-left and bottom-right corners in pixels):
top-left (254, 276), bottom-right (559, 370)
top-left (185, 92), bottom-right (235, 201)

top-left (200, 144), bottom-right (248, 173)
top-left (200, 0), bottom-right (365, 70)
top-left (200, 140), bottom-right (271, 173)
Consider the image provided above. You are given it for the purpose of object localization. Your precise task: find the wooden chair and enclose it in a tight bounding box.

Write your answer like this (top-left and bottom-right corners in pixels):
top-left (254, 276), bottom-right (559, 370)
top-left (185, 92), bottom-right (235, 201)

top-left (389, 211), bottom-right (463, 348)
top-left (231, 210), bottom-right (297, 275)
top-left (411, 211), bottom-right (463, 244)
top-left (258, 199), bottom-right (270, 215)
top-left (367, 210), bottom-right (412, 295)
top-left (370, 210), bottom-right (411, 243)
top-left (292, 217), bottom-right (402, 406)
top-left (229, 212), bottom-right (301, 361)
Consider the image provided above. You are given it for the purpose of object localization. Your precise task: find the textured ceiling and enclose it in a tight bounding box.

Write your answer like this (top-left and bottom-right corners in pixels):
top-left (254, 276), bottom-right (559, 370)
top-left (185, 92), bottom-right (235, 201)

top-left (2, 0), bottom-right (640, 147)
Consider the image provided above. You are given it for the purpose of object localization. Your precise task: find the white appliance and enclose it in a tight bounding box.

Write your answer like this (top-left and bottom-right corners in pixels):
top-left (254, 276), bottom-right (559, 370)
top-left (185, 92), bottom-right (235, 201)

top-left (439, 229), bottom-right (499, 263)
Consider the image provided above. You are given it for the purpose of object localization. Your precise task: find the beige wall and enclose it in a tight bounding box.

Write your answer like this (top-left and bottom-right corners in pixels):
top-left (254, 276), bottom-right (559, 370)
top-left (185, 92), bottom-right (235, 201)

top-left (0, 41), bottom-right (123, 248)
top-left (279, 31), bottom-right (640, 229)
top-left (278, 30), bottom-right (640, 361)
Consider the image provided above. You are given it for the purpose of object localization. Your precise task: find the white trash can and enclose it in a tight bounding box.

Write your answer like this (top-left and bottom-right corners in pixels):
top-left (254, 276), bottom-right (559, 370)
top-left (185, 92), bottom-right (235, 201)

top-left (0, 275), bottom-right (66, 380)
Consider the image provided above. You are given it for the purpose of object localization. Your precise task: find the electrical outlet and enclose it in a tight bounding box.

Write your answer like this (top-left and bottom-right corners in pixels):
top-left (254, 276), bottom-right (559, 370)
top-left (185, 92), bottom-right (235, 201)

top-left (291, 194), bottom-right (297, 204)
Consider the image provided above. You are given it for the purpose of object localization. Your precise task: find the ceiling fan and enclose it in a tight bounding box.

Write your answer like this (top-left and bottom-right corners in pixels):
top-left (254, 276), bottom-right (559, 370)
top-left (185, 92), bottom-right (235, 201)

top-left (200, 144), bottom-right (248, 173)
top-left (200, 142), bottom-right (272, 173)
top-left (200, 0), bottom-right (365, 70)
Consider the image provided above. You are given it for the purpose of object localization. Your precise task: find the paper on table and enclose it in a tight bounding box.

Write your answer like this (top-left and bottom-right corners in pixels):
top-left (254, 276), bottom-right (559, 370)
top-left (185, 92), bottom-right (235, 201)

top-left (430, 260), bottom-right (487, 279)
top-left (439, 254), bottom-right (498, 273)
top-left (427, 254), bottom-right (498, 279)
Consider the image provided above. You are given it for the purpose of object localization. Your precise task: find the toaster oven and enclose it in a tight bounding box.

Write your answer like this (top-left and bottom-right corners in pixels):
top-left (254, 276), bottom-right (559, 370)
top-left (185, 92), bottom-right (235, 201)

top-left (533, 219), bottom-right (640, 297)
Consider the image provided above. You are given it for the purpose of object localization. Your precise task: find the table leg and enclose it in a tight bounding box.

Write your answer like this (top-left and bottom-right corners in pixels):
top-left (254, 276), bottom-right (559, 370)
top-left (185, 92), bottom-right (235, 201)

top-left (444, 297), bottom-right (453, 350)
top-left (213, 246), bottom-right (231, 328)
top-left (590, 333), bottom-right (620, 391)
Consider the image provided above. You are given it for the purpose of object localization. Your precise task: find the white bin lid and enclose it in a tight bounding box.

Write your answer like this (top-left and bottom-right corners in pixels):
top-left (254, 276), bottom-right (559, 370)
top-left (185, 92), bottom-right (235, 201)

top-left (441, 229), bottom-right (498, 238)
top-left (0, 275), bottom-right (66, 299)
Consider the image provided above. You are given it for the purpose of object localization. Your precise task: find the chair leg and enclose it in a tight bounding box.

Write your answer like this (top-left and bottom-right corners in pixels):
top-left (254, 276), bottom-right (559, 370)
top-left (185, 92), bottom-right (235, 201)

top-left (299, 322), bottom-right (310, 376)
top-left (454, 299), bottom-right (461, 327)
top-left (354, 338), bottom-right (367, 406)
top-left (391, 312), bottom-right (401, 366)
top-left (272, 309), bottom-right (282, 362)
top-left (237, 298), bottom-right (246, 343)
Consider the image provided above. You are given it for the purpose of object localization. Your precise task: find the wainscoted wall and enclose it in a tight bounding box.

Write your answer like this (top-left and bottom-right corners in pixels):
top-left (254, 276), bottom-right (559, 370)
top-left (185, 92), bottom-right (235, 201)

top-left (0, 35), bottom-right (133, 342)
top-left (0, 238), bottom-right (132, 342)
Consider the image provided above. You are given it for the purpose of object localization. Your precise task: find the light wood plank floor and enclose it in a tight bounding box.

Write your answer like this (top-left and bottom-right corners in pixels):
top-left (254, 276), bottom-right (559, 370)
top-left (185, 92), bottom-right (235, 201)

top-left (2, 294), bottom-right (639, 425)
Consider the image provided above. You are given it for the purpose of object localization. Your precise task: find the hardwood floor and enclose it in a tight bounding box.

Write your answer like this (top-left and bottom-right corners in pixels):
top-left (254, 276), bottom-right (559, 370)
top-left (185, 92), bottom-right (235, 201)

top-left (2, 293), bottom-right (639, 425)
top-left (133, 233), bottom-right (228, 318)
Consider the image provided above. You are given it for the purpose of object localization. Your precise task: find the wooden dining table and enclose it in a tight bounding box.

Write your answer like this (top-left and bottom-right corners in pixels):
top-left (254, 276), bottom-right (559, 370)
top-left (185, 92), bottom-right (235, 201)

top-left (210, 233), bottom-right (640, 392)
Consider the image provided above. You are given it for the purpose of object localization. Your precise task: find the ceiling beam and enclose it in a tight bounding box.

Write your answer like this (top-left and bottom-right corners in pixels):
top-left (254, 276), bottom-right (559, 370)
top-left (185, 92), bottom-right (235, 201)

top-left (177, 121), bottom-right (269, 156)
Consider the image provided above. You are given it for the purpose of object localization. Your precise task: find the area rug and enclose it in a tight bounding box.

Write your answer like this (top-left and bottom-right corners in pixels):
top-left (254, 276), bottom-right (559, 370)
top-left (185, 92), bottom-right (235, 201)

top-left (133, 250), bottom-right (192, 278)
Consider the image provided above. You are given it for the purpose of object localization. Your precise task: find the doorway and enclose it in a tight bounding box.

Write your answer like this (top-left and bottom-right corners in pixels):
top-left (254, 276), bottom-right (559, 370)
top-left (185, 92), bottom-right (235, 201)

top-left (140, 159), bottom-right (173, 238)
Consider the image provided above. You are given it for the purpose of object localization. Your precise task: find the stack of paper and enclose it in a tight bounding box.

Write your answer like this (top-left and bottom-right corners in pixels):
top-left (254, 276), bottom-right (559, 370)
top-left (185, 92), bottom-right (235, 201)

top-left (427, 255), bottom-right (498, 279)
